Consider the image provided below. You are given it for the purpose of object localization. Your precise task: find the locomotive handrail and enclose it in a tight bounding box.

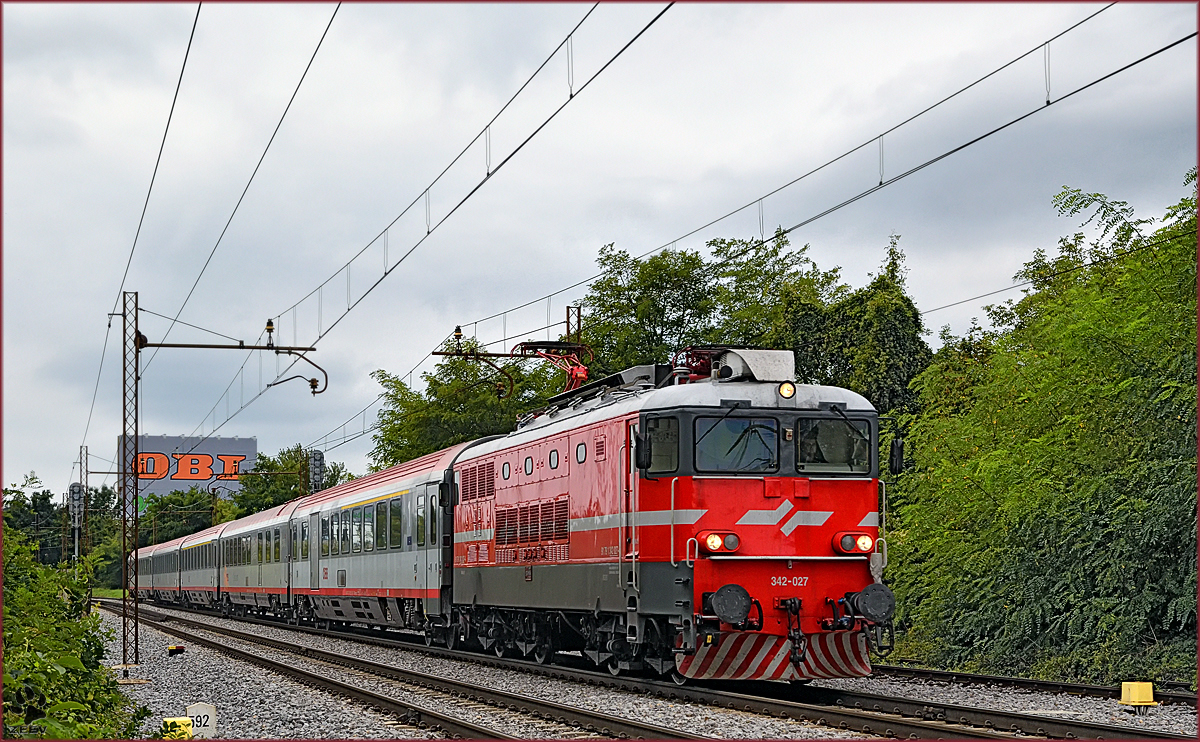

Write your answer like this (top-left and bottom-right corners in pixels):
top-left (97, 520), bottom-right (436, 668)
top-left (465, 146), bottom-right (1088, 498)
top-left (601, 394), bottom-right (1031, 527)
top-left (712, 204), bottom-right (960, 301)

top-left (685, 536), bottom-right (699, 567)
top-left (669, 477), bottom-right (680, 567)
top-left (707, 555), bottom-right (868, 560)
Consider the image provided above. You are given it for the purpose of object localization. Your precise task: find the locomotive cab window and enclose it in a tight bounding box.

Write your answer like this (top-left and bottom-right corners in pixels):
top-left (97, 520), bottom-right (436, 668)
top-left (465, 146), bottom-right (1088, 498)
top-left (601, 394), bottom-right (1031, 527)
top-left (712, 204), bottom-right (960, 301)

top-left (645, 416), bottom-right (679, 474)
top-left (796, 417), bottom-right (871, 474)
top-left (694, 416), bottom-right (779, 473)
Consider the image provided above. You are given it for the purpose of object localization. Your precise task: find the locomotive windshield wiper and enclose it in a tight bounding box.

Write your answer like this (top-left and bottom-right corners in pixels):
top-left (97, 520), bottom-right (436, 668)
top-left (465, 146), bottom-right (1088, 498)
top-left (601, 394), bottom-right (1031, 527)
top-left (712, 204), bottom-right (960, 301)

top-left (695, 404), bottom-right (742, 447)
top-left (828, 404), bottom-right (870, 442)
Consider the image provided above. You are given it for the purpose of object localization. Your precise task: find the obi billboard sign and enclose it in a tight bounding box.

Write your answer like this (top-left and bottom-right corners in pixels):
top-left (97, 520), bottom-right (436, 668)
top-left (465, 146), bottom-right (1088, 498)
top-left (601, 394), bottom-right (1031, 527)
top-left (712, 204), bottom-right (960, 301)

top-left (120, 435), bottom-right (258, 498)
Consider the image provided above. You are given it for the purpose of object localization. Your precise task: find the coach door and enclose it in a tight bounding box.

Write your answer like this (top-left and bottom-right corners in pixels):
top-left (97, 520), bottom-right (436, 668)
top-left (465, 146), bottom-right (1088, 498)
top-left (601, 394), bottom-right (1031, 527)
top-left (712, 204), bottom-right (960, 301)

top-left (309, 513), bottom-right (320, 589)
top-left (422, 482), bottom-right (440, 615)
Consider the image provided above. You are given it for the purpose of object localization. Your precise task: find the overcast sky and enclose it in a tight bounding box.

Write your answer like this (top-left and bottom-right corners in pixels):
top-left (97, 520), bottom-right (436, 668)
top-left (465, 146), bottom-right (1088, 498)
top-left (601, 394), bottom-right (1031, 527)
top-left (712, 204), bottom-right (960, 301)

top-left (4, 3), bottom-right (1195, 497)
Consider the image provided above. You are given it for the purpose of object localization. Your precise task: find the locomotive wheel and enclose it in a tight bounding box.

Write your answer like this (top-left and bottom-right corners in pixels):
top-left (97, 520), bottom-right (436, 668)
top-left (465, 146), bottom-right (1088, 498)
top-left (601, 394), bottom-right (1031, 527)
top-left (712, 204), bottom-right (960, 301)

top-left (670, 670), bottom-right (688, 686)
top-left (607, 658), bottom-right (622, 676)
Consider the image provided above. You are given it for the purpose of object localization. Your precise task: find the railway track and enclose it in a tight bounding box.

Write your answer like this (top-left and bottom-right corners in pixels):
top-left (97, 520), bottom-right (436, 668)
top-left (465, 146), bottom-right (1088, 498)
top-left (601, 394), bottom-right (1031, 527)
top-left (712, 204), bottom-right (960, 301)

top-left (98, 602), bottom-right (703, 740)
top-left (99, 600), bottom-right (1194, 740)
top-left (873, 664), bottom-right (1198, 708)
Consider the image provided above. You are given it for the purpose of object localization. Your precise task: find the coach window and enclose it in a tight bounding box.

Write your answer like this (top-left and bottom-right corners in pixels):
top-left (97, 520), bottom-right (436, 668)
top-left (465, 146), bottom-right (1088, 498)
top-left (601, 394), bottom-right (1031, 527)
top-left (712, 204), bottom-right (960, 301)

top-left (291, 525), bottom-right (298, 559)
top-left (274, 528), bottom-right (282, 562)
top-left (389, 498), bottom-right (404, 549)
top-left (321, 516), bottom-right (331, 556)
top-left (416, 495), bottom-right (426, 547)
top-left (428, 495), bottom-right (437, 546)
top-left (340, 512), bottom-right (351, 554)
top-left (257, 532), bottom-right (264, 563)
top-left (375, 502), bottom-right (388, 550)
top-left (363, 506), bottom-right (374, 552)
top-left (301, 521), bottom-right (310, 560)
top-left (351, 508), bottom-right (363, 553)
top-left (266, 530), bottom-right (274, 563)
top-left (645, 416), bottom-right (680, 474)
top-left (330, 513), bottom-right (340, 555)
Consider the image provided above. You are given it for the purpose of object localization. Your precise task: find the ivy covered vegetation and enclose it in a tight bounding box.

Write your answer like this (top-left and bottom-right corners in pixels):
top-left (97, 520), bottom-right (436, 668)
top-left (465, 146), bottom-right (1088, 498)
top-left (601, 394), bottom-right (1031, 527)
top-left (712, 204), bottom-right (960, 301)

top-left (370, 171), bottom-right (1195, 684)
top-left (889, 170), bottom-right (1197, 683)
top-left (2, 526), bottom-right (149, 738)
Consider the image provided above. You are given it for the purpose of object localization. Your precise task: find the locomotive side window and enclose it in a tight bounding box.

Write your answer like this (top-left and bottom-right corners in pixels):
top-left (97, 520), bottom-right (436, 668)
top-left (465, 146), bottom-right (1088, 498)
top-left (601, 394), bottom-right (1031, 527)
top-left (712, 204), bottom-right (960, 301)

top-left (524, 457), bottom-right (533, 476)
top-left (694, 416), bottom-right (779, 473)
top-left (363, 506), bottom-right (374, 552)
top-left (375, 502), bottom-right (388, 549)
top-left (340, 512), bottom-right (351, 554)
top-left (502, 462), bottom-right (510, 480)
top-left (301, 521), bottom-right (309, 560)
top-left (576, 442), bottom-right (586, 464)
top-left (321, 516), bottom-right (331, 556)
top-left (645, 416), bottom-right (679, 473)
top-left (389, 498), bottom-right (403, 549)
top-left (417, 495), bottom-right (426, 547)
top-left (795, 417), bottom-right (871, 473)
top-left (548, 449), bottom-right (559, 469)
top-left (351, 508), bottom-right (363, 553)
top-left (330, 513), bottom-right (340, 555)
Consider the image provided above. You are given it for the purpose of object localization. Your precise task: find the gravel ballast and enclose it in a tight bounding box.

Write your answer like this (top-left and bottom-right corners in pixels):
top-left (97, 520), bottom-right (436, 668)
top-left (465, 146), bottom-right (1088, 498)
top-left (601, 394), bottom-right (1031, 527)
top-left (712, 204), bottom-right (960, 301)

top-left (134, 605), bottom-right (867, 739)
top-left (98, 610), bottom-right (433, 739)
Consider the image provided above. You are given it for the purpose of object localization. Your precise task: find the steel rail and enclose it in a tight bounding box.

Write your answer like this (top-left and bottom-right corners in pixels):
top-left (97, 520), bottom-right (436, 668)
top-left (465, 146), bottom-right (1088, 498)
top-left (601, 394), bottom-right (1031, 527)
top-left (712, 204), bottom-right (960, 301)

top-left (98, 601), bottom-right (1013, 739)
top-left (125, 606), bottom-right (704, 740)
top-left (100, 600), bottom-right (1192, 741)
top-left (97, 605), bottom-right (514, 740)
top-left (873, 664), bottom-right (1198, 709)
top-left (730, 681), bottom-right (1194, 741)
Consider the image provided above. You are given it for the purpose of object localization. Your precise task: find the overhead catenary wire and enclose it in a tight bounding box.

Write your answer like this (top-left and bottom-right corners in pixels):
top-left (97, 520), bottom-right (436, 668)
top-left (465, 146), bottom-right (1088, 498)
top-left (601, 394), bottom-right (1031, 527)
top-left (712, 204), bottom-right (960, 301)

top-left (310, 27), bottom-right (1196, 457)
top-left (139, 307), bottom-right (242, 343)
top-left (455, 2), bottom-right (1118, 332)
top-left (143, 2), bottom-right (341, 374)
top-left (177, 5), bottom-right (673, 455)
top-left (78, 3), bottom-right (201, 453)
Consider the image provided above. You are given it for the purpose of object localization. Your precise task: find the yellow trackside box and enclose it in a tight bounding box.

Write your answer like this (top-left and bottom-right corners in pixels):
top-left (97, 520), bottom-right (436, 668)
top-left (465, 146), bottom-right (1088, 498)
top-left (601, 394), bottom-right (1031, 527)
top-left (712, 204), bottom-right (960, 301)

top-left (1119, 682), bottom-right (1159, 707)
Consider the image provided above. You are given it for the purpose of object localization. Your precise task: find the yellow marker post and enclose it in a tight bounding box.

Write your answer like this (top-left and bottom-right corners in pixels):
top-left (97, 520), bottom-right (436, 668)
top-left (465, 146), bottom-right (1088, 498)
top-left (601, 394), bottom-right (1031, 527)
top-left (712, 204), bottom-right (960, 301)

top-left (161, 717), bottom-right (194, 738)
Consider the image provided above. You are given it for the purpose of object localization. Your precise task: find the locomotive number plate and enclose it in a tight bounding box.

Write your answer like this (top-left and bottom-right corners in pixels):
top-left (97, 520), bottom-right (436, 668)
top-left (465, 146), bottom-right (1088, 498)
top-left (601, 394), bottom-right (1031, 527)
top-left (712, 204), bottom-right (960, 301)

top-left (770, 575), bottom-right (809, 587)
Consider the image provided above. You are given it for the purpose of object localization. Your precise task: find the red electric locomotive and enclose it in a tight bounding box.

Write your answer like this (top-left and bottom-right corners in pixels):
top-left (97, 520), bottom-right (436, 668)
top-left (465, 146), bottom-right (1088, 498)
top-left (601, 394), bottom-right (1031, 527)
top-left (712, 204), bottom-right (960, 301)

top-left (448, 347), bottom-right (896, 682)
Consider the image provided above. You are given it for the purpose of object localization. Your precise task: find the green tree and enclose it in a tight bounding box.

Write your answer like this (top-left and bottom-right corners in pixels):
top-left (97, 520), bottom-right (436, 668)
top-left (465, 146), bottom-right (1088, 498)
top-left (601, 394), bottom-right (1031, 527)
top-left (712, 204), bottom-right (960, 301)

top-left (370, 339), bottom-right (560, 469)
top-left (3, 525), bottom-right (150, 738)
top-left (889, 170), bottom-right (1197, 684)
top-left (579, 244), bottom-right (718, 377)
top-left (778, 235), bottom-right (931, 414)
top-left (2, 473), bottom-right (68, 565)
top-left (233, 444), bottom-right (352, 517)
top-left (139, 487), bottom-right (239, 546)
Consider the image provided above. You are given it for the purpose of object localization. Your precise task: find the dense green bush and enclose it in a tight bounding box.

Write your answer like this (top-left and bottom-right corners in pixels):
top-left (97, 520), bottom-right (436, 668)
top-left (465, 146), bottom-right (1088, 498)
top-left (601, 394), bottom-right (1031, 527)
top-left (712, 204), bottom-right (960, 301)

top-left (889, 171), bottom-right (1197, 684)
top-left (2, 526), bottom-right (148, 738)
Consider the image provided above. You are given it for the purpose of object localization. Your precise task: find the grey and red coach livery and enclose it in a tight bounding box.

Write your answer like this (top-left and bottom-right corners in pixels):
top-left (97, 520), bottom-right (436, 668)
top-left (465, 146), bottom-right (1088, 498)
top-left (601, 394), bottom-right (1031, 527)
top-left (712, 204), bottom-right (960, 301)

top-left (136, 348), bottom-right (897, 683)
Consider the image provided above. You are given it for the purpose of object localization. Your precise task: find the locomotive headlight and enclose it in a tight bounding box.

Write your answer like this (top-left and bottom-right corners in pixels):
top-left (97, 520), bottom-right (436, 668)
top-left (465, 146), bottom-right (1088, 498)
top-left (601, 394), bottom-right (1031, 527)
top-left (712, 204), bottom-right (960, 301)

top-left (840, 534), bottom-right (855, 551)
top-left (706, 533), bottom-right (724, 551)
top-left (778, 381), bottom-right (797, 399)
top-left (856, 535), bottom-right (874, 552)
